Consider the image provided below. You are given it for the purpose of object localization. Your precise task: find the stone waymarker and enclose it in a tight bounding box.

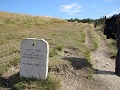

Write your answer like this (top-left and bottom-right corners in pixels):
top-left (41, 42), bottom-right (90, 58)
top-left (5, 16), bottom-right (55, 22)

top-left (20, 38), bottom-right (49, 80)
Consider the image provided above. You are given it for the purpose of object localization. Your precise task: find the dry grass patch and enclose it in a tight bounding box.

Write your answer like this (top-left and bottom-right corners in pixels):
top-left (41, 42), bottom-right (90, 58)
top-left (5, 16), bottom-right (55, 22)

top-left (0, 12), bottom-right (97, 89)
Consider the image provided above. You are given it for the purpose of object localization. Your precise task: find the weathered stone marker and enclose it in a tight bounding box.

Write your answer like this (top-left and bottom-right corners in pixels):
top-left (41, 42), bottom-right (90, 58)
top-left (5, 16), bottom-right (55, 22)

top-left (20, 38), bottom-right (49, 80)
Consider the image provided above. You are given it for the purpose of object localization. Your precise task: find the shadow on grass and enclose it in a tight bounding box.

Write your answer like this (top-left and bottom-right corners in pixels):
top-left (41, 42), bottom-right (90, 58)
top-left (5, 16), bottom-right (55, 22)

top-left (0, 72), bottom-right (20, 88)
top-left (62, 57), bottom-right (92, 70)
top-left (0, 72), bottom-right (61, 90)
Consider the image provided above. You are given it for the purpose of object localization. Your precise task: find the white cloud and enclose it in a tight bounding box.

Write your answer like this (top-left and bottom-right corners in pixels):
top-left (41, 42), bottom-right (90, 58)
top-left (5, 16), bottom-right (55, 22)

top-left (59, 3), bottom-right (82, 15)
top-left (106, 9), bottom-right (120, 17)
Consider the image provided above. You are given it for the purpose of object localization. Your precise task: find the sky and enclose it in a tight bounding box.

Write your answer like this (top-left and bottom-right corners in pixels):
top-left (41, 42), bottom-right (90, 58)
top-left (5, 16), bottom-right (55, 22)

top-left (0, 0), bottom-right (120, 19)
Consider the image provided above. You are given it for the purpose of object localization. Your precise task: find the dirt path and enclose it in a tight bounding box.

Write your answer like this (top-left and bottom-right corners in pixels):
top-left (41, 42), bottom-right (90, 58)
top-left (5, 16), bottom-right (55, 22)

top-left (91, 29), bottom-right (120, 90)
top-left (60, 26), bottom-right (120, 90)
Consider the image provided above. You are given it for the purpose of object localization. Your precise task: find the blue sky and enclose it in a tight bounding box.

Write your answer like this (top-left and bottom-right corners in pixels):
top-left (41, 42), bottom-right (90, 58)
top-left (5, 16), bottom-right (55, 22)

top-left (0, 0), bottom-right (120, 19)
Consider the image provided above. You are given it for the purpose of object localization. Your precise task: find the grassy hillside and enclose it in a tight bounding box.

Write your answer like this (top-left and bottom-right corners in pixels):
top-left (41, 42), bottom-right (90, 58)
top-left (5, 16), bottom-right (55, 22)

top-left (0, 12), bottom-right (100, 89)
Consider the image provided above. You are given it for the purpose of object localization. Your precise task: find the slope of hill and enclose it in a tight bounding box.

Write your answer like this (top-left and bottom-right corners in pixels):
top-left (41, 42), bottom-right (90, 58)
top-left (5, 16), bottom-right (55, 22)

top-left (0, 12), bottom-right (119, 90)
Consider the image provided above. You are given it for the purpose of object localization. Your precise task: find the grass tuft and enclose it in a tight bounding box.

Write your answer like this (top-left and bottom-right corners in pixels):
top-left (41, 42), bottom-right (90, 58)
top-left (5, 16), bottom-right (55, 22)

top-left (11, 73), bottom-right (60, 90)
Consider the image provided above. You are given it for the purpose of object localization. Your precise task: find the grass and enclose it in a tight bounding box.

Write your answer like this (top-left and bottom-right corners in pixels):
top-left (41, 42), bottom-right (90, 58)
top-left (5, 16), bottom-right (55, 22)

top-left (95, 26), bottom-right (117, 57)
top-left (89, 25), bottom-right (99, 51)
top-left (10, 73), bottom-right (60, 90)
top-left (0, 11), bottom-right (100, 89)
top-left (49, 45), bottom-right (63, 57)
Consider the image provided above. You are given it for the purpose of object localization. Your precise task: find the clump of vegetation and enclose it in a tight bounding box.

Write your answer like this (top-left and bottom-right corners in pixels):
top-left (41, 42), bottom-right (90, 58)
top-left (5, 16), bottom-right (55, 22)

top-left (49, 45), bottom-right (63, 57)
top-left (67, 18), bottom-right (94, 23)
top-left (11, 73), bottom-right (60, 90)
top-left (67, 17), bottom-right (106, 27)
top-left (0, 72), bottom-right (60, 90)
